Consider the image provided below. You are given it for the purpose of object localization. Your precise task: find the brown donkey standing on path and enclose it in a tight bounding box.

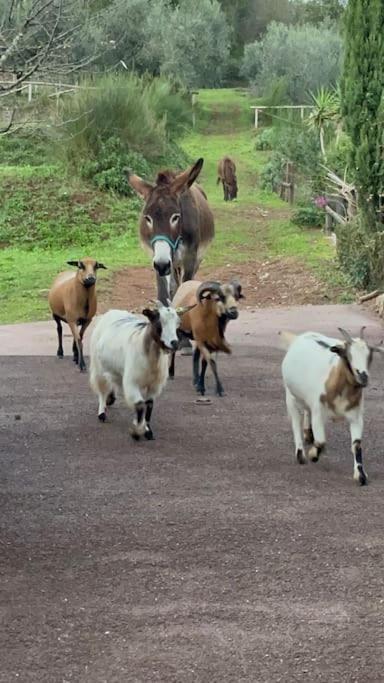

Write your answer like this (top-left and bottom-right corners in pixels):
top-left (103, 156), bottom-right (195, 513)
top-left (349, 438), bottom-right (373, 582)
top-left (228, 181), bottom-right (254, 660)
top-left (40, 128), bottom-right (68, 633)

top-left (128, 158), bottom-right (215, 305)
top-left (217, 156), bottom-right (238, 201)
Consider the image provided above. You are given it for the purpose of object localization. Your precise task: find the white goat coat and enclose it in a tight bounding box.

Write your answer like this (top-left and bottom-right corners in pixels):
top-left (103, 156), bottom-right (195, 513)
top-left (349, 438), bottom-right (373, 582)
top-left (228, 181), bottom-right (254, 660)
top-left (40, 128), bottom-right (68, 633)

top-left (90, 309), bottom-right (169, 405)
top-left (282, 332), bottom-right (362, 418)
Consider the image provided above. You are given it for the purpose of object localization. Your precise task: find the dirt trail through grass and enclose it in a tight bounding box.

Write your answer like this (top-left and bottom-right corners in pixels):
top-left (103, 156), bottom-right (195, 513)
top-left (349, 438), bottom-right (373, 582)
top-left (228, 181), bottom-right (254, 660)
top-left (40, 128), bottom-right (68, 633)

top-left (105, 90), bottom-right (353, 311)
top-left (0, 89), bottom-right (353, 324)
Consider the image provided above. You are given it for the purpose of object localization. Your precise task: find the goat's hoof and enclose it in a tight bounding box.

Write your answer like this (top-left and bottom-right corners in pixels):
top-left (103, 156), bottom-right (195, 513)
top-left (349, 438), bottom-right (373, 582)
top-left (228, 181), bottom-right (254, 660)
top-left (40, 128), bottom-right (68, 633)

top-left (98, 412), bottom-right (107, 422)
top-left (73, 357), bottom-right (79, 364)
top-left (296, 449), bottom-right (307, 464)
top-left (216, 386), bottom-right (224, 397)
top-left (79, 365), bottom-right (87, 373)
top-left (169, 374), bottom-right (175, 380)
top-left (57, 351), bottom-right (64, 358)
top-left (130, 432), bottom-right (141, 441)
top-left (355, 466), bottom-right (368, 486)
top-left (106, 391), bottom-right (115, 407)
top-left (196, 386), bottom-right (205, 396)
top-left (308, 445), bottom-right (323, 462)
top-left (144, 428), bottom-right (154, 441)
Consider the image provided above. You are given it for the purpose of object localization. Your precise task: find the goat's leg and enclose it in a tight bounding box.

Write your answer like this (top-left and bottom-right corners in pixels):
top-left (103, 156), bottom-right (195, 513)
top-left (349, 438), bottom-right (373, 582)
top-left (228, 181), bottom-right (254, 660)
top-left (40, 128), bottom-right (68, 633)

top-left (68, 321), bottom-right (86, 372)
top-left (197, 359), bottom-right (208, 395)
top-left (169, 352), bottom-right (176, 379)
top-left (72, 339), bottom-right (79, 364)
top-left (285, 389), bottom-right (306, 464)
top-left (123, 381), bottom-right (147, 440)
top-left (209, 356), bottom-right (224, 396)
top-left (53, 315), bottom-right (64, 358)
top-left (348, 412), bottom-right (367, 485)
top-left (307, 407), bottom-right (326, 462)
top-left (144, 399), bottom-right (154, 440)
top-left (91, 373), bottom-right (113, 422)
top-left (303, 409), bottom-right (314, 444)
top-left (193, 347), bottom-right (201, 388)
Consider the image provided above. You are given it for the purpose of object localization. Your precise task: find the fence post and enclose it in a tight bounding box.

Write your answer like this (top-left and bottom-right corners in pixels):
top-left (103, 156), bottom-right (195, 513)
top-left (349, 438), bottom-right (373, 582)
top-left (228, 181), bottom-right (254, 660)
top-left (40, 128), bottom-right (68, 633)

top-left (27, 83), bottom-right (32, 102)
top-left (254, 108), bottom-right (259, 129)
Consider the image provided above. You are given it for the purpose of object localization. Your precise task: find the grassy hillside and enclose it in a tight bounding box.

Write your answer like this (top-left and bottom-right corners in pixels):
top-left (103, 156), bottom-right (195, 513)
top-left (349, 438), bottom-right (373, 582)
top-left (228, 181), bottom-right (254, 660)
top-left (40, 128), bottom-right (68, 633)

top-left (0, 88), bottom-right (353, 324)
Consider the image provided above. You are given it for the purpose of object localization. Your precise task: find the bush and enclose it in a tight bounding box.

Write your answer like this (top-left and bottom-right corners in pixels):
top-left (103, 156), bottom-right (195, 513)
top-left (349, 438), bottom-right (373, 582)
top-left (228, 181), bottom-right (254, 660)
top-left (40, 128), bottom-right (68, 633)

top-left (254, 128), bottom-right (276, 151)
top-left (241, 22), bottom-right (343, 104)
top-left (291, 205), bottom-right (324, 228)
top-left (259, 124), bottom-right (321, 192)
top-left (336, 216), bottom-right (384, 289)
top-left (259, 152), bottom-right (285, 192)
top-left (326, 132), bottom-right (354, 179)
top-left (60, 74), bottom-right (191, 193)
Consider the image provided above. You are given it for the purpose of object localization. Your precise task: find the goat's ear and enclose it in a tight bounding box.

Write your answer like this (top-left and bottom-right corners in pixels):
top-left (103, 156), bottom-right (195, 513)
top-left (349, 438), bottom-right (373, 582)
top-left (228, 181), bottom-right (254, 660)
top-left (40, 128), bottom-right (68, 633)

top-left (142, 308), bottom-right (159, 322)
top-left (127, 172), bottom-right (154, 199)
top-left (67, 260), bottom-right (80, 268)
top-left (330, 344), bottom-right (346, 357)
top-left (172, 158), bottom-right (204, 194)
top-left (176, 304), bottom-right (196, 315)
top-left (96, 262), bottom-right (107, 270)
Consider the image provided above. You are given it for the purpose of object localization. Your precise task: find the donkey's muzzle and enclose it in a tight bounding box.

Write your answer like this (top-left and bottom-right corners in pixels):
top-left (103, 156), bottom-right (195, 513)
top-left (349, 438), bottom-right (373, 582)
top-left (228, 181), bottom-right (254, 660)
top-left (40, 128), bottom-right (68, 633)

top-left (154, 260), bottom-right (171, 277)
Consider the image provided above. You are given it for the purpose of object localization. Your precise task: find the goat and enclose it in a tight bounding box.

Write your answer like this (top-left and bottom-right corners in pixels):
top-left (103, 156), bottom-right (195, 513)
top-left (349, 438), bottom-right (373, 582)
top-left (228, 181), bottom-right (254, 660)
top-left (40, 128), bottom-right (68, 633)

top-left (170, 279), bottom-right (244, 396)
top-left (48, 258), bottom-right (107, 372)
top-left (89, 301), bottom-right (193, 440)
top-left (280, 327), bottom-right (383, 485)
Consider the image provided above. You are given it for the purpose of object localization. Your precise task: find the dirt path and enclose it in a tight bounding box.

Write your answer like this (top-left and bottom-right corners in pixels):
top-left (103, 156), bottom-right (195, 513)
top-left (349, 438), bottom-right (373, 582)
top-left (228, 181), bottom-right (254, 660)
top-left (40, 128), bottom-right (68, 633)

top-left (1, 306), bottom-right (384, 681)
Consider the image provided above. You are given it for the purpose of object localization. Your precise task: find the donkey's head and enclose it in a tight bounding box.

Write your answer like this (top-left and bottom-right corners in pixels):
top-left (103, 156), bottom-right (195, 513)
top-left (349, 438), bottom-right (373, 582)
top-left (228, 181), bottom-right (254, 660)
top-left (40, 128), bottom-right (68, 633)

top-left (128, 159), bottom-right (204, 277)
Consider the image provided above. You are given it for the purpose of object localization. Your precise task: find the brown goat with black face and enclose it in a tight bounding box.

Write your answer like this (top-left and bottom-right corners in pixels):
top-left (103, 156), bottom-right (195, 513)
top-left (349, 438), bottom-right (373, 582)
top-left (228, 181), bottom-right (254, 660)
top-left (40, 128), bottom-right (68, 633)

top-left (169, 279), bottom-right (244, 396)
top-left (48, 258), bottom-right (107, 372)
top-left (217, 157), bottom-right (238, 201)
top-left (128, 158), bottom-right (215, 305)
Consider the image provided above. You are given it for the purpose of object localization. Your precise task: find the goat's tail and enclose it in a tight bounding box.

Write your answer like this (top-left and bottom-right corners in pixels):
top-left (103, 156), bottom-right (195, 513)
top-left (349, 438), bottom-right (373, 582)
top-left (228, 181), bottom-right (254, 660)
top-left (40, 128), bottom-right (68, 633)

top-left (216, 176), bottom-right (221, 185)
top-left (278, 330), bottom-right (297, 350)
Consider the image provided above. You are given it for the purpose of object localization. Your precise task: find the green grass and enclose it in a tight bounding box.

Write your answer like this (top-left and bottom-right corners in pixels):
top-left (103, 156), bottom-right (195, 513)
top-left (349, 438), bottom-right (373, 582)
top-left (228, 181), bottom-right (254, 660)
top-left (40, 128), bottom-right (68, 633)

top-left (0, 87), bottom-right (353, 324)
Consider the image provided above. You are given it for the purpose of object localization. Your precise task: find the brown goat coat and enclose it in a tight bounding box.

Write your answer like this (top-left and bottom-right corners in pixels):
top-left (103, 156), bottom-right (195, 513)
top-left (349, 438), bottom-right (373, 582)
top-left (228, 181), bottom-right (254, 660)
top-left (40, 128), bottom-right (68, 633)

top-left (217, 157), bottom-right (237, 200)
top-left (320, 358), bottom-right (364, 413)
top-left (48, 258), bottom-right (100, 366)
top-left (173, 280), bottom-right (231, 360)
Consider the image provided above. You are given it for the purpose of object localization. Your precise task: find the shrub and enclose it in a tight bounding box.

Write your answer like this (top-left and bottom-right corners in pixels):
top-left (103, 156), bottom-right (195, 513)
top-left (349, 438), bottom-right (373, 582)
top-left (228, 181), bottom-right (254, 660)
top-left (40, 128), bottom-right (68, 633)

top-left (259, 124), bottom-right (321, 192)
top-left (254, 128), bottom-right (276, 151)
top-left (291, 205), bottom-right (324, 228)
top-left (60, 74), bottom-right (191, 193)
top-left (241, 22), bottom-right (343, 104)
top-left (336, 216), bottom-right (384, 289)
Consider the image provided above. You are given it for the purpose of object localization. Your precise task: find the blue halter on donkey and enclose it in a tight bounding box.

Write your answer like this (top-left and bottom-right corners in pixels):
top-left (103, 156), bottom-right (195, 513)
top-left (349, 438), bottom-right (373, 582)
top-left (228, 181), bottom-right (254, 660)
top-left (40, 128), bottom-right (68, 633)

top-left (150, 235), bottom-right (182, 253)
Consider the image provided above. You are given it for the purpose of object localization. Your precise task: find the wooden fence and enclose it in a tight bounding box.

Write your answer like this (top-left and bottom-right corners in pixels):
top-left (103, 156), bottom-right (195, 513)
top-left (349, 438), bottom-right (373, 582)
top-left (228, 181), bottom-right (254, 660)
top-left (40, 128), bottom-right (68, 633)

top-left (250, 105), bottom-right (314, 128)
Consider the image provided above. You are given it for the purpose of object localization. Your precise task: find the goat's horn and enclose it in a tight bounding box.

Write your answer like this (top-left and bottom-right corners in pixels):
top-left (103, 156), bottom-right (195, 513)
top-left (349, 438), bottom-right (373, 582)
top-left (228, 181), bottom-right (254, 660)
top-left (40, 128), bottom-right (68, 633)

top-left (338, 327), bottom-right (353, 344)
top-left (197, 281), bottom-right (223, 302)
top-left (360, 326), bottom-right (366, 339)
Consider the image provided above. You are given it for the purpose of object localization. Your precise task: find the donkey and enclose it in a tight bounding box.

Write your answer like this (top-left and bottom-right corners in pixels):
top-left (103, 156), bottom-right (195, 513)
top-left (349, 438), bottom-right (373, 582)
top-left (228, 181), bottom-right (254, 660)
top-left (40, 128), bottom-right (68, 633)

top-left (217, 157), bottom-right (238, 201)
top-left (128, 158), bottom-right (214, 305)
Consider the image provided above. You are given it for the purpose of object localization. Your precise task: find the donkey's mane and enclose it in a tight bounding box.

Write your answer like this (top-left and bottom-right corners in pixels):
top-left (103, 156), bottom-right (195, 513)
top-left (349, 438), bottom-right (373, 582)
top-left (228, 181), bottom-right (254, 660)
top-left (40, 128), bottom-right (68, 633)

top-left (156, 169), bottom-right (177, 186)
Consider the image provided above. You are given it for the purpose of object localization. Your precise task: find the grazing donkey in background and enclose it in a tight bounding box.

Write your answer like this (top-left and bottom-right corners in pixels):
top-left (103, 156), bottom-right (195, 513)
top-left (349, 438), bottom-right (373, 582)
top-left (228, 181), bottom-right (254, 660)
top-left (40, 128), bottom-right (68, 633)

top-left (128, 158), bottom-right (215, 305)
top-left (217, 157), bottom-right (238, 201)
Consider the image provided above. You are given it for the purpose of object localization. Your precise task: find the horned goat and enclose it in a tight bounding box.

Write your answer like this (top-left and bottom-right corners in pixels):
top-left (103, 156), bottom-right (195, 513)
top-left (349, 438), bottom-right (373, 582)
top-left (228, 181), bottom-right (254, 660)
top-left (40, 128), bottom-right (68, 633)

top-left (280, 327), bottom-right (383, 485)
top-left (48, 258), bottom-right (107, 372)
top-left (170, 279), bottom-right (244, 396)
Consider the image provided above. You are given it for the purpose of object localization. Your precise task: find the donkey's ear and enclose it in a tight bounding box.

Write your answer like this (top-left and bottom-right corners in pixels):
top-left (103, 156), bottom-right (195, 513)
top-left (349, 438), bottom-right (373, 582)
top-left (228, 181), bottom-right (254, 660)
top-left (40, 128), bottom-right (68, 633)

top-left (172, 158), bottom-right (204, 194)
top-left (67, 260), bottom-right (80, 268)
top-left (127, 172), bottom-right (154, 199)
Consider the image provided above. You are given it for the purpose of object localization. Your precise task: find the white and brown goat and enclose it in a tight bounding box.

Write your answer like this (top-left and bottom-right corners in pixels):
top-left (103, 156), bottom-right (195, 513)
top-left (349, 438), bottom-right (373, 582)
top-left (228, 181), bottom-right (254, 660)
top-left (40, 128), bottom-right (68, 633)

top-left (48, 258), bottom-right (106, 372)
top-left (281, 327), bottom-right (383, 485)
top-left (170, 279), bottom-right (244, 396)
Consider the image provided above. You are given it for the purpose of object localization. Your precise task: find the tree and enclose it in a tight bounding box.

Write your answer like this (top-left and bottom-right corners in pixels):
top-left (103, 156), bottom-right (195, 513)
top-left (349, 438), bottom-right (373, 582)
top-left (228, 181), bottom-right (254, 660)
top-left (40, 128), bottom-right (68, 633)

top-left (241, 22), bottom-right (343, 103)
top-left (341, 0), bottom-right (384, 229)
top-left (0, 1), bottom-right (98, 93)
top-left (307, 87), bottom-right (340, 160)
top-left (293, 0), bottom-right (346, 25)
